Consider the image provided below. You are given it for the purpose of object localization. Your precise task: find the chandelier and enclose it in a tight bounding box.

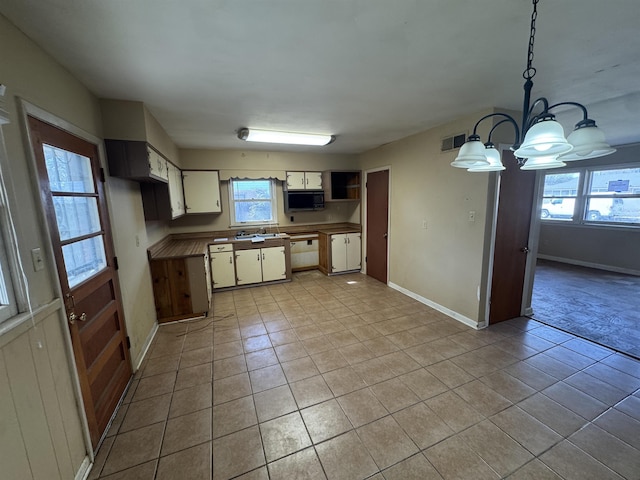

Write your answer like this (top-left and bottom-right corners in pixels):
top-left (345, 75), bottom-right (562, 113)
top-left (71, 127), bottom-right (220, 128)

top-left (451, 0), bottom-right (616, 172)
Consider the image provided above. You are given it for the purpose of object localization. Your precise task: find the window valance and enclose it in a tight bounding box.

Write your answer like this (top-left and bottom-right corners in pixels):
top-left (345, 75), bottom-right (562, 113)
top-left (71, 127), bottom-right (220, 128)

top-left (218, 170), bottom-right (286, 181)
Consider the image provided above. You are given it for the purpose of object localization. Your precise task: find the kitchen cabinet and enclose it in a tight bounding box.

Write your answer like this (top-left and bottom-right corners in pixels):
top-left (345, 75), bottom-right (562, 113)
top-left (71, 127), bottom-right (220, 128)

top-left (209, 243), bottom-right (235, 289)
top-left (235, 246), bottom-right (287, 285)
top-left (149, 255), bottom-right (209, 323)
top-left (319, 231), bottom-right (361, 275)
top-left (323, 170), bottom-right (361, 201)
top-left (286, 171), bottom-right (323, 191)
top-left (141, 161), bottom-right (185, 220)
top-left (105, 139), bottom-right (169, 183)
top-left (183, 170), bottom-right (222, 214)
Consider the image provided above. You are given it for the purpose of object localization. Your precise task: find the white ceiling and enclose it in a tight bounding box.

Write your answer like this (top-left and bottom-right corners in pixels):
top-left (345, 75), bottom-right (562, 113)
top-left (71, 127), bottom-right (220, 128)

top-left (2, 0), bottom-right (640, 154)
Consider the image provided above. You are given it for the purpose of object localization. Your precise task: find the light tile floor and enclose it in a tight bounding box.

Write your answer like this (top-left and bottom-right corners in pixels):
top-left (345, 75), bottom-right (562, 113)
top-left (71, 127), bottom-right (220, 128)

top-left (90, 271), bottom-right (640, 480)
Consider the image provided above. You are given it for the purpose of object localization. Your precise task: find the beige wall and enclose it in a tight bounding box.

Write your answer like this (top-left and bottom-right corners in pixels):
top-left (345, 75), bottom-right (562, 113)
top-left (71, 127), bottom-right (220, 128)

top-left (359, 111), bottom-right (499, 325)
top-left (170, 148), bottom-right (361, 234)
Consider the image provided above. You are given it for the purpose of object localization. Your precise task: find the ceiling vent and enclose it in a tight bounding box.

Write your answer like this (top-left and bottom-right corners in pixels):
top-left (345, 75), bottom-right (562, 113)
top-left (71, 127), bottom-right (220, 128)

top-left (441, 133), bottom-right (467, 152)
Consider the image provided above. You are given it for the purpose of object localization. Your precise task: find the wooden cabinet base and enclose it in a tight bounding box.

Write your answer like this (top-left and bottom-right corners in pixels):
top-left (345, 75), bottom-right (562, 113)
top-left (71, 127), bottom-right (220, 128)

top-left (150, 256), bottom-right (210, 323)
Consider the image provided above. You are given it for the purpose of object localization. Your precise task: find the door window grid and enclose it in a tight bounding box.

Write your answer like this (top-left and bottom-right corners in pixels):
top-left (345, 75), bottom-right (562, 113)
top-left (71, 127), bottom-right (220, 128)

top-left (44, 144), bottom-right (108, 287)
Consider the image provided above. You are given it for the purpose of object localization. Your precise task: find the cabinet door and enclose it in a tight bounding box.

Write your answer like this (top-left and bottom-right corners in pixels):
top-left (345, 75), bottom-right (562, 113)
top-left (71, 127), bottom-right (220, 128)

top-left (183, 170), bottom-right (222, 214)
top-left (167, 163), bottom-right (185, 218)
top-left (286, 171), bottom-right (306, 190)
top-left (186, 256), bottom-right (209, 313)
top-left (330, 234), bottom-right (348, 273)
top-left (346, 233), bottom-right (362, 271)
top-left (235, 249), bottom-right (263, 285)
top-left (305, 172), bottom-right (323, 190)
top-left (148, 147), bottom-right (169, 182)
top-left (261, 246), bottom-right (286, 282)
top-left (211, 251), bottom-right (236, 288)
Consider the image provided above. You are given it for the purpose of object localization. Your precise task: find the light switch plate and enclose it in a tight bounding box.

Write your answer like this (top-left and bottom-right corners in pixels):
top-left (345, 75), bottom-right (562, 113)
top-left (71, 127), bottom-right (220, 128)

top-left (31, 247), bottom-right (44, 271)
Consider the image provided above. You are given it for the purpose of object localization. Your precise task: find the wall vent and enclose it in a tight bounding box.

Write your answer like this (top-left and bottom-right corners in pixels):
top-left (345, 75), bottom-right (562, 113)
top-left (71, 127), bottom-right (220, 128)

top-left (441, 132), bottom-right (467, 152)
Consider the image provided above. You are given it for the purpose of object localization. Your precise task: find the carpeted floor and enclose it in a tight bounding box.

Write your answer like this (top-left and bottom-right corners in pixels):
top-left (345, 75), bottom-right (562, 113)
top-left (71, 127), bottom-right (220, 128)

top-left (531, 259), bottom-right (640, 359)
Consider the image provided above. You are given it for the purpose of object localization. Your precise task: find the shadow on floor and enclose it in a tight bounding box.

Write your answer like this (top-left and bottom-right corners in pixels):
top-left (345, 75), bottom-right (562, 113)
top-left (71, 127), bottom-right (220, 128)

top-left (531, 258), bottom-right (640, 359)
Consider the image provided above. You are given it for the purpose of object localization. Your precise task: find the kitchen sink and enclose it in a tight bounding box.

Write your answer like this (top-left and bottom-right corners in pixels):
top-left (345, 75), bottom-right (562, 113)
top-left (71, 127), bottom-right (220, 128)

top-left (234, 233), bottom-right (281, 240)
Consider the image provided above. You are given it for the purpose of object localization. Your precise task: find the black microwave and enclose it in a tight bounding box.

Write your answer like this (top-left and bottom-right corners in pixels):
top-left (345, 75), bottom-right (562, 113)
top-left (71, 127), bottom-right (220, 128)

top-left (284, 190), bottom-right (325, 211)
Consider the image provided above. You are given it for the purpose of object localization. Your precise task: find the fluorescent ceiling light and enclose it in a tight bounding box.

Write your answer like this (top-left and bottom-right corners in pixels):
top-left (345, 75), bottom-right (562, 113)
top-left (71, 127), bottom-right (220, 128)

top-left (238, 128), bottom-right (335, 146)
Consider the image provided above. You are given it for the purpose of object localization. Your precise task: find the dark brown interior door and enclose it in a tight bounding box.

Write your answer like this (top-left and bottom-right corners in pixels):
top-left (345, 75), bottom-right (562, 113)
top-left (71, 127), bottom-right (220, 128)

top-left (28, 116), bottom-right (132, 449)
top-left (489, 150), bottom-right (536, 324)
top-left (366, 169), bottom-right (389, 283)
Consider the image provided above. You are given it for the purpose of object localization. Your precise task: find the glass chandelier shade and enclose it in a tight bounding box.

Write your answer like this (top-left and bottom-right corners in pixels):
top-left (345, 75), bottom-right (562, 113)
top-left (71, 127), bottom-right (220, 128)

top-left (519, 155), bottom-right (566, 170)
top-left (467, 146), bottom-right (505, 172)
top-left (450, 137), bottom-right (489, 168)
top-left (561, 124), bottom-right (617, 161)
top-left (513, 119), bottom-right (574, 159)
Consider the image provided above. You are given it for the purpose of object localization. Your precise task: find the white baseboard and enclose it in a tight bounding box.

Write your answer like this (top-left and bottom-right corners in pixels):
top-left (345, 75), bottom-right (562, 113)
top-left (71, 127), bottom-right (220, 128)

top-left (134, 322), bottom-right (159, 372)
top-left (537, 254), bottom-right (640, 276)
top-left (388, 282), bottom-right (481, 330)
top-left (76, 456), bottom-right (92, 480)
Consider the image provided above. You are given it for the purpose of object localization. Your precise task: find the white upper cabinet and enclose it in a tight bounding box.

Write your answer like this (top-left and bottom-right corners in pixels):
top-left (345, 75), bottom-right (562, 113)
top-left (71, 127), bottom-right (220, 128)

top-left (147, 147), bottom-right (168, 182)
top-left (183, 170), bottom-right (222, 214)
top-left (286, 171), bottom-right (323, 190)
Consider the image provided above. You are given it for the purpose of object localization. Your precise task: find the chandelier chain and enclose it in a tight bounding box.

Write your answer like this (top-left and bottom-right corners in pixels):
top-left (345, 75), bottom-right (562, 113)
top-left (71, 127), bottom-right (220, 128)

top-left (523, 0), bottom-right (539, 80)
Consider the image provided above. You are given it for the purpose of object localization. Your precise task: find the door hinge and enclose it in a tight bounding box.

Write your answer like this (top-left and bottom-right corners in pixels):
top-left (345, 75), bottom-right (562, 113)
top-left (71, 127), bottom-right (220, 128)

top-left (126, 336), bottom-right (131, 349)
top-left (100, 167), bottom-right (106, 183)
top-left (113, 256), bottom-right (119, 270)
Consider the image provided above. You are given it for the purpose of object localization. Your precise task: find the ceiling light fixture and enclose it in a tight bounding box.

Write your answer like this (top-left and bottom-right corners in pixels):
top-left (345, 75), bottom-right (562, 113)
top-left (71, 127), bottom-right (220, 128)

top-left (237, 128), bottom-right (335, 146)
top-left (452, 0), bottom-right (616, 172)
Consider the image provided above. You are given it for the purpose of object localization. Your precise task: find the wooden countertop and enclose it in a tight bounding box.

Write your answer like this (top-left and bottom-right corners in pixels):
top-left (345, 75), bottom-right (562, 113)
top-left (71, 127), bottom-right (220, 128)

top-left (149, 223), bottom-right (360, 260)
top-left (316, 227), bottom-right (361, 235)
top-left (148, 238), bottom-right (211, 260)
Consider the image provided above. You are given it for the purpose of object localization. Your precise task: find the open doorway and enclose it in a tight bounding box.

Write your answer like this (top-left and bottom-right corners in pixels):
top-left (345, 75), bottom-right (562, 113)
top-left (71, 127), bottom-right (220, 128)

top-left (530, 163), bottom-right (640, 359)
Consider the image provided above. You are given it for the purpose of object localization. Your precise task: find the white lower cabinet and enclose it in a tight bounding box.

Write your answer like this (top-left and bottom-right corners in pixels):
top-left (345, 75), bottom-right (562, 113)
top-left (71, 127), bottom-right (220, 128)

top-left (331, 232), bottom-right (361, 273)
top-left (235, 246), bottom-right (286, 285)
top-left (209, 244), bottom-right (236, 289)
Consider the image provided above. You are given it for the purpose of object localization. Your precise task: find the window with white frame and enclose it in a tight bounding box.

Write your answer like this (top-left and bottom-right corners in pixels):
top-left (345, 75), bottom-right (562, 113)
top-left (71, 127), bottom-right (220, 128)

top-left (0, 132), bottom-right (18, 324)
top-left (540, 165), bottom-right (640, 227)
top-left (228, 178), bottom-right (277, 226)
top-left (540, 172), bottom-right (581, 221)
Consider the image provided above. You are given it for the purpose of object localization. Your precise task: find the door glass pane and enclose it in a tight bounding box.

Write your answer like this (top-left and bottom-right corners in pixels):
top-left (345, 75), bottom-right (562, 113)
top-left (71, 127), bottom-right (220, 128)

top-left (43, 144), bottom-right (95, 193)
top-left (53, 196), bottom-right (101, 241)
top-left (62, 236), bottom-right (107, 287)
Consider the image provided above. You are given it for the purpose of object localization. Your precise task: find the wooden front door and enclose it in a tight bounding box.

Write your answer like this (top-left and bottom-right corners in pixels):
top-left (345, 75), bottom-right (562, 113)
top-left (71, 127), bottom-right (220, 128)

top-left (28, 116), bottom-right (132, 449)
top-left (489, 151), bottom-right (536, 324)
top-left (366, 169), bottom-right (389, 283)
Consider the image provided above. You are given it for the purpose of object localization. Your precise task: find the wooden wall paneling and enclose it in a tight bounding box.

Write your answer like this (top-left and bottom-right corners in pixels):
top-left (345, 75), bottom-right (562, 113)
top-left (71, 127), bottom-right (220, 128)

top-left (43, 313), bottom-right (87, 469)
top-left (29, 325), bottom-right (74, 479)
top-left (3, 333), bottom-right (61, 480)
top-left (0, 351), bottom-right (31, 480)
top-left (168, 258), bottom-right (192, 317)
top-left (150, 260), bottom-right (172, 319)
